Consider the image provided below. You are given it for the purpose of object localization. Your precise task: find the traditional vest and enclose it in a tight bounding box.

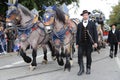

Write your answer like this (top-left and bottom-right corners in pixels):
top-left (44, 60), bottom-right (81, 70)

top-left (111, 32), bottom-right (118, 43)
top-left (81, 25), bottom-right (89, 43)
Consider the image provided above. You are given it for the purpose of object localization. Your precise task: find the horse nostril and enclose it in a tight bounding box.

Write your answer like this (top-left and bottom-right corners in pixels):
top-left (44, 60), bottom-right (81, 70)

top-left (44, 22), bottom-right (50, 26)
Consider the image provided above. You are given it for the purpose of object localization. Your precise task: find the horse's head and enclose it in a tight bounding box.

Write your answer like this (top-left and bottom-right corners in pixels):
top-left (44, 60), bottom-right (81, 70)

top-left (42, 5), bottom-right (65, 33)
top-left (42, 6), bottom-right (56, 33)
top-left (6, 1), bottom-right (34, 29)
top-left (6, 1), bottom-right (21, 29)
top-left (31, 8), bottom-right (39, 23)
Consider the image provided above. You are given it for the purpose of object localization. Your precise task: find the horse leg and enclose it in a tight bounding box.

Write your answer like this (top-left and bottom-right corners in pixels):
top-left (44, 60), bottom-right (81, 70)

top-left (70, 43), bottom-right (73, 66)
top-left (42, 45), bottom-right (48, 64)
top-left (30, 49), bottom-right (37, 71)
top-left (72, 43), bottom-right (75, 54)
top-left (61, 46), bottom-right (65, 58)
top-left (70, 49), bottom-right (73, 66)
top-left (64, 51), bottom-right (71, 71)
top-left (20, 48), bottom-right (32, 63)
top-left (72, 34), bottom-right (76, 54)
top-left (56, 49), bottom-right (64, 66)
top-left (47, 41), bottom-right (56, 60)
top-left (64, 46), bottom-right (73, 71)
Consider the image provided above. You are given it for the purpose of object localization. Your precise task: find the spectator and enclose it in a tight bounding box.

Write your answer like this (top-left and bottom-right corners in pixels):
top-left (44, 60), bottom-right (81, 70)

top-left (107, 24), bottom-right (120, 58)
top-left (0, 22), bottom-right (7, 54)
top-left (5, 29), bottom-right (16, 53)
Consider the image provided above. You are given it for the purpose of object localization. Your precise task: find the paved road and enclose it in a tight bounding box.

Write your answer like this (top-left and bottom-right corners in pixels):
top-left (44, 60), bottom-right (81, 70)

top-left (0, 46), bottom-right (120, 80)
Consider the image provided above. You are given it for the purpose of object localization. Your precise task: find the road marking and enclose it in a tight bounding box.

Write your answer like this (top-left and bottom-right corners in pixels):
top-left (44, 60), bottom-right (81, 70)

top-left (115, 56), bottom-right (120, 69)
top-left (12, 61), bottom-right (24, 65)
top-left (0, 52), bottom-right (51, 69)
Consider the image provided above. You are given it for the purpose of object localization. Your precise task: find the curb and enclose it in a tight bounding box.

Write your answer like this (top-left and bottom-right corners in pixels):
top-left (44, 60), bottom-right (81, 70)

top-left (0, 52), bottom-right (18, 58)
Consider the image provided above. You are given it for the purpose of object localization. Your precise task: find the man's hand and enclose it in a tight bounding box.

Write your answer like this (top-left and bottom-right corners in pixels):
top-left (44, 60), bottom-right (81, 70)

top-left (93, 43), bottom-right (97, 48)
top-left (76, 45), bottom-right (79, 48)
top-left (118, 42), bottom-right (120, 44)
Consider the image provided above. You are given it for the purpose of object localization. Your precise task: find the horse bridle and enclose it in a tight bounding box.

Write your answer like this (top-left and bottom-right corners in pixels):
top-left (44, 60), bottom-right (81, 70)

top-left (6, 9), bottom-right (21, 30)
top-left (6, 9), bottom-right (46, 42)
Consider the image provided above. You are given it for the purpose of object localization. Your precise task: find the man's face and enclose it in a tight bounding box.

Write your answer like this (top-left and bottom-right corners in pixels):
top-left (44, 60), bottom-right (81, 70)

top-left (112, 25), bottom-right (116, 30)
top-left (83, 13), bottom-right (89, 20)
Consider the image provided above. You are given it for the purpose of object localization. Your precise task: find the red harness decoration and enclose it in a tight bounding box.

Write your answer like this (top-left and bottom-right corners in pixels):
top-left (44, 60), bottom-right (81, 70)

top-left (32, 26), bottom-right (38, 31)
top-left (66, 30), bottom-right (70, 35)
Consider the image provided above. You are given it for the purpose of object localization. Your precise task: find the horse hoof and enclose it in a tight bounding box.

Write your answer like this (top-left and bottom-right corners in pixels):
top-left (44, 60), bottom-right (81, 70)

top-left (64, 61), bottom-right (71, 72)
top-left (64, 68), bottom-right (66, 71)
top-left (52, 56), bottom-right (56, 61)
top-left (70, 60), bottom-right (73, 66)
top-left (61, 53), bottom-right (65, 58)
top-left (42, 59), bottom-right (48, 64)
top-left (24, 56), bottom-right (32, 63)
top-left (29, 65), bottom-right (36, 71)
top-left (64, 66), bottom-right (71, 72)
top-left (57, 58), bottom-right (64, 66)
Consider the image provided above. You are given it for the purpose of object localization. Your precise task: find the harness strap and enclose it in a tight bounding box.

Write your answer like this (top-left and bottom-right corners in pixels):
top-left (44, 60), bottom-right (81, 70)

top-left (52, 26), bottom-right (74, 46)
top-left (53, 27), bottom-right (69, 39)
top-left (18, 22), bottom-right (45, 42)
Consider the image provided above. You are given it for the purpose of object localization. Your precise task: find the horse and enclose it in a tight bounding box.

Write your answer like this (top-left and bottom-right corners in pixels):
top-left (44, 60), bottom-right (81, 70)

top-left (67, 18), bottom-right (80, 55)
top-left (30, 8), bottom-right (56, 64)
top-left (97, 24), bottom-right (103, 50)
top-left (5, 1), bottom-right (55, 70)
top-left (42, 5), bottom-right (77, 71)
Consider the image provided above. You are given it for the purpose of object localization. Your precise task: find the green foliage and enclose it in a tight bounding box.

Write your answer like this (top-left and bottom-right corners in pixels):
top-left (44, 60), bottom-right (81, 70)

top-left (0, 0), bottom-right (79, 17)
top-left (0, 0), bottom-right (8, 16)
top-left (109, 2), bottom-right (120, 29)
top-left (19, 0), bottom-right (79, 16)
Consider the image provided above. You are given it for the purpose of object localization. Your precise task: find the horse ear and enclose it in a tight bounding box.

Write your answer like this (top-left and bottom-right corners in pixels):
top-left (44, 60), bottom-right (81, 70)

top-left (14, 0), bottom-right (18, 7)
top-left (42, 5), bottom-right (47, 10)
top-left (52, 5), bottom-right (57, 10)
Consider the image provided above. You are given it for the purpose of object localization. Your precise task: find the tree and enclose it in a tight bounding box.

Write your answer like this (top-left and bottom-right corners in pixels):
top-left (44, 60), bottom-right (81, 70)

top-left (0, 0), bottom-right (79, 17)
top-left (109, 2), bottom-right (120, 29)
top-left (19, 0), bottom-right (79, 16)
top-left (0, 0), bottom-right (8, 15)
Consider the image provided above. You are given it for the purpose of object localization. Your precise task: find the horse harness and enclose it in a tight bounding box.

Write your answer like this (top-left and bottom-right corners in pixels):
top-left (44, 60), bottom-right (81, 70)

top-left (52, 25), bottom-right (74, 46)
top-left (17, 22), bottom-right (46, 44)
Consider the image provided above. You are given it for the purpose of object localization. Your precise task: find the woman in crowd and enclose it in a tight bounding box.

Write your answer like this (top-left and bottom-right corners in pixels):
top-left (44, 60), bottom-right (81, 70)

top-left (0, 22), bottom-right (7, 54)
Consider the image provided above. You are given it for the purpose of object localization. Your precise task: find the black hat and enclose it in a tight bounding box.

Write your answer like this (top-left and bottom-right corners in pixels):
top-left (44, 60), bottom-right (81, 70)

top-left (110, 24), bottom-right (117, 27)
top-left (81, 10), bottom-right (91, 16)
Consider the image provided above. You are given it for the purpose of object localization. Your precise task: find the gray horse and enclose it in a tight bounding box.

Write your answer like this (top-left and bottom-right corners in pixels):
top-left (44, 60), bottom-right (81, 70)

top-left (43, 5), bottom-right (78, 71)
top-left (5, 1), bottom-right (55, 70)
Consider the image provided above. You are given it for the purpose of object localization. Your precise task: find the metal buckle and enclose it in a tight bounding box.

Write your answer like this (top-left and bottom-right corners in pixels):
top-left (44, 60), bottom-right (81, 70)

top-left (45, 25), bottom-right (53, 33)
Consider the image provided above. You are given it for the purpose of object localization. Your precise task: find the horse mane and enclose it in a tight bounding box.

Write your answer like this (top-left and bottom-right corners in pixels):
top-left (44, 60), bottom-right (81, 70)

top-left (54, 7), bottom-right (65, 24)
top-left (17, 4), bottom-right (34, 27)
top-left (18, 4), bottom-right (33, 18)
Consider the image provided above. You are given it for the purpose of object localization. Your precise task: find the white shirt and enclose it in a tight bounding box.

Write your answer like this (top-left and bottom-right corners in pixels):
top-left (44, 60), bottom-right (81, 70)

top-left (112, 29), bottom-right (115, 34)
top-left (83, 20), bottom-right (88, 27)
